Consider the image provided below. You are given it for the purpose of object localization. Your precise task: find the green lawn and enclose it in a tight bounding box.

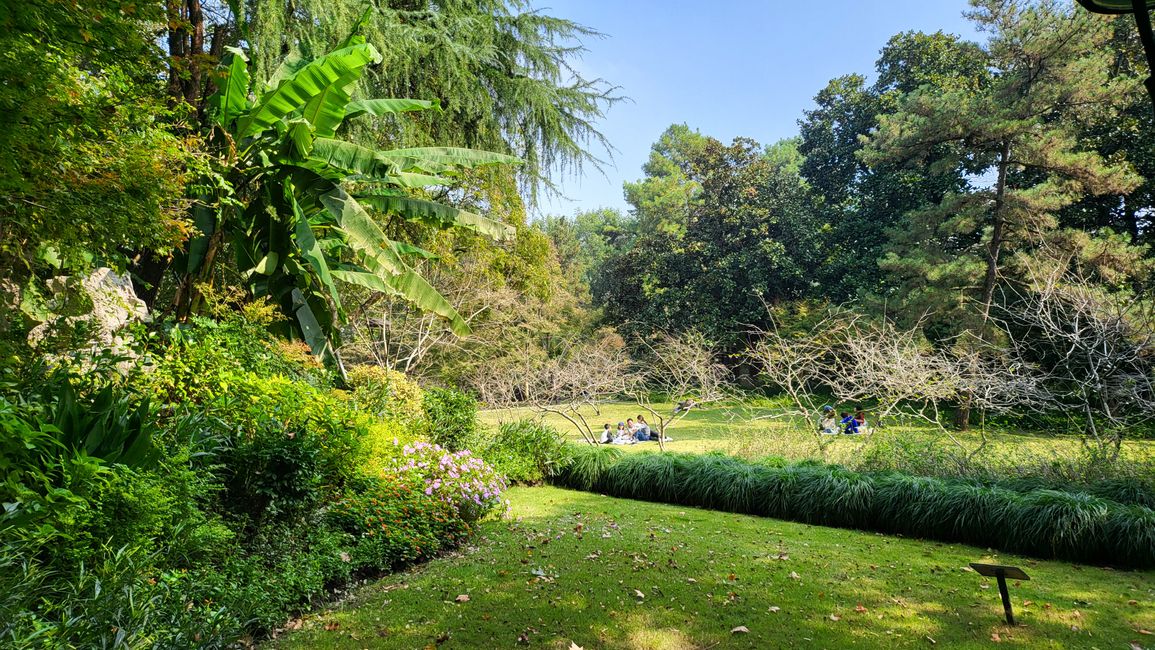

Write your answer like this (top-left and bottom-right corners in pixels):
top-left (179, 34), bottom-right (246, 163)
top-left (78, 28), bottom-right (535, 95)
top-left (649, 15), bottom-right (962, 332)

top-left (272, 486), bottom-right (1155, 649)
top-left (480, 401), bottom-right (1155, 472)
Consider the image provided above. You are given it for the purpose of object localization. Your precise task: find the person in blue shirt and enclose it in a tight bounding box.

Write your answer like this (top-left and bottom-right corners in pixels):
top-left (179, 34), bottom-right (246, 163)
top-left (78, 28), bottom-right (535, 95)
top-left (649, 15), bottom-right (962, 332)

top-left (840, 411), bottom-right (858, 435)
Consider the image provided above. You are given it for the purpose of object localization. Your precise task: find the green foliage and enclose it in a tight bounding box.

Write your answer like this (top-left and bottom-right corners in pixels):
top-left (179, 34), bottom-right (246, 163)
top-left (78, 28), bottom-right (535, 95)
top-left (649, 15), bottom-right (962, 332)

top-left (329, 474), bottom-right (469, 570)
top-left (347, 364), bottom-right (425, 426)
top-left (181, 34), bottom-right (519, 362)
top-left (421, 387), bottom-right (479, 452)
top-left (556, 443), bottom-right (622, 491)
top-left (600, 128), bottom-right (821, 349)
top-left (0, 2), bottom-right (195, 274)
top-left (551, 451), bottom-right (1155, 568)
top-left (242, 0), bottom-right (622, 201)
top-left (478, 419), bottom-right (572, 484)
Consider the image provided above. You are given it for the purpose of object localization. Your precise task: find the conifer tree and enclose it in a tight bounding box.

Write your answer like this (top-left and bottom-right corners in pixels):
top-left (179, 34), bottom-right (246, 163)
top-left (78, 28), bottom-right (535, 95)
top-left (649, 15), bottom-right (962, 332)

top-left (862, 0), bottom-right (1140, 334)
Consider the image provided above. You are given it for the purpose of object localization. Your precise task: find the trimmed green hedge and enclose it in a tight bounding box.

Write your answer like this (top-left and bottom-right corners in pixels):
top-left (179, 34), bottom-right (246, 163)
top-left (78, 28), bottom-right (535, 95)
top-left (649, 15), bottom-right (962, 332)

top-left (552, 450), bottom-right (1155, 568)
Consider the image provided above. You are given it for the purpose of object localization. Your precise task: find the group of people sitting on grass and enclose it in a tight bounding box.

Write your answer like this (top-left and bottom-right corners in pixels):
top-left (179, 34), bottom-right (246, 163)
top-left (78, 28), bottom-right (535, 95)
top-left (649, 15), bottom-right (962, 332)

top-left (599, 416), bottom-right (671, 444)
top-left (818, 405), bottom-right (868, 435)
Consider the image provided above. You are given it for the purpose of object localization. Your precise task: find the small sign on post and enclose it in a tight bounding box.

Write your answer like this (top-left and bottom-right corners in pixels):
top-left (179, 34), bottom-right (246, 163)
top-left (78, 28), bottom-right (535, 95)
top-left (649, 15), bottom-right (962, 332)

top-left (969, 563), bottom-right (1031, 625)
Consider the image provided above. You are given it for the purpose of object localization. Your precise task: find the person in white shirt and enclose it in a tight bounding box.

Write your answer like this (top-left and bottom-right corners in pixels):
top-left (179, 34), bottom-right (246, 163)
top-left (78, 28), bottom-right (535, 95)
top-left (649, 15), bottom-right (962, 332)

top-left (599, 423), bottom-right (613, 444)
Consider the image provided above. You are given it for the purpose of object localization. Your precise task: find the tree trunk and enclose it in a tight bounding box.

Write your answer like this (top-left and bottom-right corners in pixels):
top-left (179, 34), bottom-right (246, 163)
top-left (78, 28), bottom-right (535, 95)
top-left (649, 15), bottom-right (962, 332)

top-left (979, 139), bottom-right (1012, 323)
top-left (166, 0), bottom-right (206, 108)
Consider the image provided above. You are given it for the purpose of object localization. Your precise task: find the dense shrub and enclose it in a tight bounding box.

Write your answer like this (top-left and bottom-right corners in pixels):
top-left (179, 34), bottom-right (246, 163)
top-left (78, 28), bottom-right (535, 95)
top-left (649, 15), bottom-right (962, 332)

top-left (388, 441), bottom-right (507, 523)
top-left (330, 474), bottom-right (470, 570)
top-left (552, 451), bottom-right (1155, 568)
top-left (1, 314), bottom-right (503, 648)
top-left (479, 419), bottom-right (572, 484)
top-left (421, 387), bottom-right (479, 451)
top-left (347, 365), bottom-right (425, 427)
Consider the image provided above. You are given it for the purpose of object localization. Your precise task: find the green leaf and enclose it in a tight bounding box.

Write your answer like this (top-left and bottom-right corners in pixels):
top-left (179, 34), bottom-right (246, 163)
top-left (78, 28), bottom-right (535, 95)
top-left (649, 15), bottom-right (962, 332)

top-left (357, 195), bottom-right (514, 241)
top-left (286, 119), bottom-right (314, 159)
top-left (208, 46), bottom-right (250, 128)
top-left (254, 252), bottom-right (279, 275)
top-left (377, 147), bottom-right (522, 174)
top-left (320, 187), bottom-right (407, 276)
top-left (291, 288), bottom-right (338, 364)
top-left (391, 241), bottom-right (438, 260)
top-left (344, 98), bottom-right (441, 121)
top-left (322, 187), bottom-right (469, 336)
top-left (239, 43), bottom-right (381, 139)
top-left (309, 138), bottom-right (399, 180)
top-left (332, 268), bottom-right (470, 336)
top-left (289, 190), bottom-right (342, 313)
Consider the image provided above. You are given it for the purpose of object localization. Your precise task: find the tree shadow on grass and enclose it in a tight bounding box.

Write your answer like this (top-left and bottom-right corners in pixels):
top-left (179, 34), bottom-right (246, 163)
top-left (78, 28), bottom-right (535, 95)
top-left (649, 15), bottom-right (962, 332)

top-left (271, 487), bottom-right (1155, 650)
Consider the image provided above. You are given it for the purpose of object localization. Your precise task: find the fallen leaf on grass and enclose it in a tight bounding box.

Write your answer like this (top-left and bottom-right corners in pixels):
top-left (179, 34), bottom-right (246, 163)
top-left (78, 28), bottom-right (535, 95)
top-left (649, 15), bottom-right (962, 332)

top-left (687, 578), bottom-right (697, 584)
top-left (728, 573), bottom-right (737, 581)
top-left (323, 621), bottom-right (340, 631)
top-left (633, 589), bottom-right (645, 599)
top-left (925, 636), bottom-right (936, 645)
top-left (1129, 599), bottom-right (1139, 606)
top-left (855, 604), bottom-right (868, 613)
top-left (1022, 600), bottom-right (1032, 607)
top-left (454, 594), bottom-right (470, 603)
top-left (731, 626), bottom-right (749, 634)
top-left (285, 619), bottom-right (303, 630)
top-left (789, 571), bottom-right (800, 580)
top-left (829, 614), bottom-right (841, 621)
top-left (570, 643), bottom-right (584, 650)
top-left (768, 606), bottom-right (781, 613)
top-left (1131, 642), bottom-right (1144, 650)
top-left (991, 632), bottom-right (1001, 642)
top-left (1138, 628), bottom-right (1153, 635)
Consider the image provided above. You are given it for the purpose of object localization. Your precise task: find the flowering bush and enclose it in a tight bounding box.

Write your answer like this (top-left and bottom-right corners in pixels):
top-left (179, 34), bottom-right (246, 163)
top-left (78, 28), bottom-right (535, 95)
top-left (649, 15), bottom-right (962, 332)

top-left (329, 474), bottom-right (468, 570)
top-left (392, 441), bottom-right (508, 523)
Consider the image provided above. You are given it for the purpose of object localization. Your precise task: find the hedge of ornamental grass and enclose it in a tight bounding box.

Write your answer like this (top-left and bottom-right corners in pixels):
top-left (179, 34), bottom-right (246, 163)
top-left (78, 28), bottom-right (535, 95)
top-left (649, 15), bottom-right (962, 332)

top-left (553, 448), bottom-right (1155, 568)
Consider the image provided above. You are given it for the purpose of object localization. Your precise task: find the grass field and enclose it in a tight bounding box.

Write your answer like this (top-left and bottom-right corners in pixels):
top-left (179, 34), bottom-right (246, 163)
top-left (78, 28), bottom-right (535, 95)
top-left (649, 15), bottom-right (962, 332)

top-left (479, 401), bottom-right (1155, 476)
top-left (272, 486), bottom-right (1155, 649)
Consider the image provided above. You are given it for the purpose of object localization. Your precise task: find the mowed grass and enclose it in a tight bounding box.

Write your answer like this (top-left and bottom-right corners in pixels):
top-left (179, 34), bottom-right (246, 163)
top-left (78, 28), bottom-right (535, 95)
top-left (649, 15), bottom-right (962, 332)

top-left (479, 401), bottom-right (1155, 470)
top-left (272, 486), bottom-right (1155, 650)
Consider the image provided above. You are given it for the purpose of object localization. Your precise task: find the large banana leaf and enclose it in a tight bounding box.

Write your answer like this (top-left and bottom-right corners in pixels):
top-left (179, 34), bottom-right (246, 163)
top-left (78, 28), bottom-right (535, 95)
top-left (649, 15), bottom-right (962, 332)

top-left (344, 98), bottom-right (440, 121)
top-left (238, 43), bottom-right (381, 139)
top-left (322, 187), bottom-right (470, 335)
top-left (377, 147), bottom-right (522, 173)
top-left (332, 266), bottom-right (470, 336)
top-left (319, 187), bottom-right (407, 276)
top-left (289, 189), bottom-right (341, 312)
top-left (208, 47), bottom-right (251, 129)
top-left (309, 138), bottom-right (400, 180)
top-left (357, 195), bottom-right (514, 240)
top-left (291, 288), bottom-right (337, 364)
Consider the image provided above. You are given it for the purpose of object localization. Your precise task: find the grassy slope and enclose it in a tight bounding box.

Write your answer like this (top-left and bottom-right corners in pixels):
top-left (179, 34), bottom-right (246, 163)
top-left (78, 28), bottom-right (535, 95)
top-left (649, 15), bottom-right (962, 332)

top-left (272, 486), bottom-right (1155, 650)
top-left (479, 401), bottom-right (1155, 468)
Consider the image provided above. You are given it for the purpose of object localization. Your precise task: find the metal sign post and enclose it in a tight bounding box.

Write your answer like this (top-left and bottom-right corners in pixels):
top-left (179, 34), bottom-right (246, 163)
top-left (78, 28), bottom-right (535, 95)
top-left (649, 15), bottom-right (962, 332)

top-left (969, 563), bottom-right (1031, 625)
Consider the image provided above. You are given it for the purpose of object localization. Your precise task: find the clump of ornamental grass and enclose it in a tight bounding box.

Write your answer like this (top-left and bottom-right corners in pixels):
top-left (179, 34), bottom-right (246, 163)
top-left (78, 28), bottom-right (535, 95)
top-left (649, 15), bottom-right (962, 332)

top-left (548, 451), bottom-right (1155, 568)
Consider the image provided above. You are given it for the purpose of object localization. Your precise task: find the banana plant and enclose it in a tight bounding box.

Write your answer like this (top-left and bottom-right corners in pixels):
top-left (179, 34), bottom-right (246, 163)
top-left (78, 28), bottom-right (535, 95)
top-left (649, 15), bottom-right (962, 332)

top-left (176, 36), bottom-right (518, 366)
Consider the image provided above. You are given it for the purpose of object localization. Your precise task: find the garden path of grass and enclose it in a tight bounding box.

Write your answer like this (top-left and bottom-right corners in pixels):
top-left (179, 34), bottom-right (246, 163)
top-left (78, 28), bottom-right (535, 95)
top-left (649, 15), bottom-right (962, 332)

top-left (480, 401), bottom-right (1155, 468)
top-left (272, 486), bottom-right (1155, 649)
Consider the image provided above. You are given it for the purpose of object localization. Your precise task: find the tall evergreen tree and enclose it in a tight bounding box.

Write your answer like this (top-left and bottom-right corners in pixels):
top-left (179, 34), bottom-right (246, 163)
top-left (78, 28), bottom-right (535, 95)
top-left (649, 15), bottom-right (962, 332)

top-left (798, 31), bottom-right (988, 301)
top-left (861, 0), bottom-right (1140, 335)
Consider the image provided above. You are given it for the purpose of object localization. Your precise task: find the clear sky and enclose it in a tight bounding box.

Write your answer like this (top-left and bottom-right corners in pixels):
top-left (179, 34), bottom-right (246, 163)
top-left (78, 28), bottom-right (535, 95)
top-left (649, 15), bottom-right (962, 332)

top-left (532, 0), bottom-right (983, 217)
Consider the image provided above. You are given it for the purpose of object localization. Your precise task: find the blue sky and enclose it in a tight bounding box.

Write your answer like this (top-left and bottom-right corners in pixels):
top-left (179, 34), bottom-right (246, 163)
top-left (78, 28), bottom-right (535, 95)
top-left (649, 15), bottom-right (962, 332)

top-left (532, 0), bottom-right (983, 216)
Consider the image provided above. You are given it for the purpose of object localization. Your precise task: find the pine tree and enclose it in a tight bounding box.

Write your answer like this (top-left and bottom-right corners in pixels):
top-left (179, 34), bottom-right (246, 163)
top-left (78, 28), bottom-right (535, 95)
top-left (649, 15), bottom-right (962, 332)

top-left (862, 0), bottom-right (1140, 335)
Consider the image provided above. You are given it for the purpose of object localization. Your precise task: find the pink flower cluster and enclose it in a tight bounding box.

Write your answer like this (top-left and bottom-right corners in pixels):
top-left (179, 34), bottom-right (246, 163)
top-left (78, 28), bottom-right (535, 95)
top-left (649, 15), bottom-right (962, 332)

top-left (391, 440), bottom-right (507, 523)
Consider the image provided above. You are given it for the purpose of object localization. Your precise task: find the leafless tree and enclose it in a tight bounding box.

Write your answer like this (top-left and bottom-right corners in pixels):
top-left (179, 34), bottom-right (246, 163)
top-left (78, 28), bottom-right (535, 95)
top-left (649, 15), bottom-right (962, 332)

top-left (748, 305), bottom-right (1043, 468)
top-left (994, 263), bottom-right (1155, 461)
top-left (475, 331), bottom-right (637, 444)
top-left (630, 330), bottom-right (732, 451)
top-left (745, 309), bottom-right (854, 455)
